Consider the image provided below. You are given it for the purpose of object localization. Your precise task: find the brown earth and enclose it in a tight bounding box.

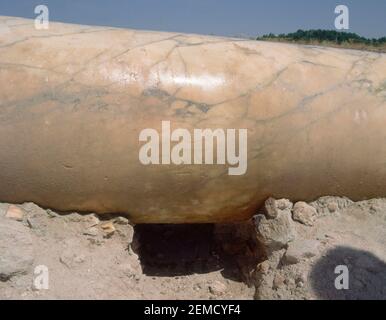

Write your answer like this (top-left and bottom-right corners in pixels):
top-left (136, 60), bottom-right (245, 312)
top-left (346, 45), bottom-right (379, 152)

top-left (0, 196), bottom-right (385, 300)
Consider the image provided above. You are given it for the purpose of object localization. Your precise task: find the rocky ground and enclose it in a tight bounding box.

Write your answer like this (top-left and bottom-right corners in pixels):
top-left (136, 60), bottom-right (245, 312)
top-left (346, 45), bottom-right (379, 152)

top-left (0, 196), bottom-right (385, 300)
top-left (254, 197), bottom-right (386, 299)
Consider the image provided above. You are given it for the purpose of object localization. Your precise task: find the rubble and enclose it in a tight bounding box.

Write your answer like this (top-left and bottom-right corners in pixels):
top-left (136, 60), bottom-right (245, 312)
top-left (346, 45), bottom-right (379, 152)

top-left (100, 221), bottom-right (116, 238)
top-left (292, 202), bottom-right (317, 226)
top-left (5, 205), bottom-right (25, 221)
top-left (209, 281), bottom-right (227, 296)
top-left (284, 240), bottom-right (320, 265)
top-left (0, 196), bottom-right (385, 300)
top-left (254, 210), bottom-right (296, 250)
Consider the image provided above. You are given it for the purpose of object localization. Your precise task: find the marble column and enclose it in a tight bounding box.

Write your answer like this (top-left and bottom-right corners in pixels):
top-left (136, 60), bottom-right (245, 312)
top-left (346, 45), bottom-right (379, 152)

top-left (1, 16), bottom-right (386, 222)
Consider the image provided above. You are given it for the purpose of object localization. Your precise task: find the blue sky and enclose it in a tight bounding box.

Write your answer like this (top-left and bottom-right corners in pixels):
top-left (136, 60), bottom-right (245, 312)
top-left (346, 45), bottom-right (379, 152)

top-left (0, 0), bottom-right (385, 38)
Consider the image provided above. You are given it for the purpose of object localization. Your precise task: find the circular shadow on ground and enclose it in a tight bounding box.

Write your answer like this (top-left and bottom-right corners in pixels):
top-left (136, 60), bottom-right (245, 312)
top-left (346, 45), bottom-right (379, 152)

top-left (310, 246), bottom-right (386, 300)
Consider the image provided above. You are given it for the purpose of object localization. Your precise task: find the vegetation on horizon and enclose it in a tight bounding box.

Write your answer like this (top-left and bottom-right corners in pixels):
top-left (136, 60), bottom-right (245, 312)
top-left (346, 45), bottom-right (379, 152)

top-left (256, 29), bottom-right (386, 52)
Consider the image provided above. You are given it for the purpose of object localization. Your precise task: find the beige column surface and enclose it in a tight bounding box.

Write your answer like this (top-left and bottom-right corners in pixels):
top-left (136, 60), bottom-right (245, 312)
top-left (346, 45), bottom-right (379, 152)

top-left (1, 16), bottom-right (386, 223)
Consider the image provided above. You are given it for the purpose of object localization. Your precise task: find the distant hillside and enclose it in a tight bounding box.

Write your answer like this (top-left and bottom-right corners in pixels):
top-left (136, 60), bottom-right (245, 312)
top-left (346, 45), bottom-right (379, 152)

top-left (256, 29), bottom-right (386, 52)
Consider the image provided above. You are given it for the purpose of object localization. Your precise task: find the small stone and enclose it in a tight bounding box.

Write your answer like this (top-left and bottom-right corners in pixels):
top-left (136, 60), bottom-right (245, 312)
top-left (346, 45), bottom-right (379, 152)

top-left (84, 214), bottom-right (100, 227)
top-left (294, 273), bottom-right (307, 289)
top-left (46, 209), bottom-right (59, 218)
top-left (284, 239), bottom-right (320, 265)
top-left (273, 274), bottom-right (285, 289)
top-left (263, 198), bottom-right (292, 219)
top-left (257, 261), bottom-right (270, 275)
top-left (254, 210), bottom-right (297, 250)
top-left (114, 216), bottom-right (129, 225)
top-left (264, 197), bottom-right (280, 219)
top-left (5, 205), bottom-right (25, 221)
top-left (100, 221), bottom-right (115, 237)
top-left (115, 224), bottom-right (134, 243)
top-left (209, 281), bottom-right (227, 296)
top-left (26, 217), bottom-right (37, 229)
top-left (292, 202), bottom-right (317, 226)
top-left (83, 226), bottom-right (98, 237)
top-left (327, 202), bottom-right (338, 213)
top-left (276, 199), bottom-right (293, 211)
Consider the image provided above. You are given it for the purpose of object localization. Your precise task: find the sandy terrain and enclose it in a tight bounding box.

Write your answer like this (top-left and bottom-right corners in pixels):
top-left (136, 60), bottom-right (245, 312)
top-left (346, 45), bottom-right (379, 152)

top-left (0, 196), bottom-right (385, 300)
